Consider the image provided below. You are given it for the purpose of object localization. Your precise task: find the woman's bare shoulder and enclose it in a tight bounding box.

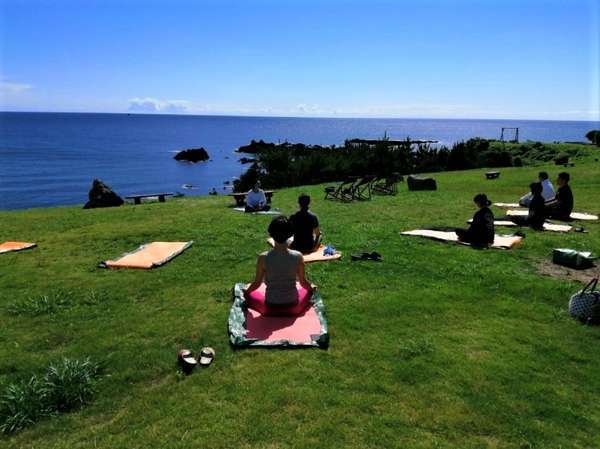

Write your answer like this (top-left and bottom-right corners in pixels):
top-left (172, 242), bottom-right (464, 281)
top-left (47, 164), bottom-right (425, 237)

top-left (288, 249), bottom-right (304, 260)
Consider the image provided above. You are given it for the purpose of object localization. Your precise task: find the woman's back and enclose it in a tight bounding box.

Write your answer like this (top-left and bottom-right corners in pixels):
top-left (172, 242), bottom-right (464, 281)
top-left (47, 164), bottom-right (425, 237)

top-left (470, 206), bottom-right (495, 244)
top-left (528, 194), bottom-right (546, 229)
top-left (264, 249), bottom-right (302, 306)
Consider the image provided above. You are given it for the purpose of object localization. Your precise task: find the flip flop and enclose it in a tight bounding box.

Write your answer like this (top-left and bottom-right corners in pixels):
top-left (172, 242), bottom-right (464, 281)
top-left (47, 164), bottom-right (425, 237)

top-left (369, 251), bottom-right (383, 262)
top-left (351, 251), bottom-right (383, 262)
top-left (351, 252), bottom-right (370, 261)
top-left (177, 349), bottom-right (198, 374)
top-left (198, 347), bottom-right (215, 367)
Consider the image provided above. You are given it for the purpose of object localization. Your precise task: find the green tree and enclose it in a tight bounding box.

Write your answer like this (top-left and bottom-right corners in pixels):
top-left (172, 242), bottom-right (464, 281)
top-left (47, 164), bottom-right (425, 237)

top-left (585, 130), bottom-right (600, 146)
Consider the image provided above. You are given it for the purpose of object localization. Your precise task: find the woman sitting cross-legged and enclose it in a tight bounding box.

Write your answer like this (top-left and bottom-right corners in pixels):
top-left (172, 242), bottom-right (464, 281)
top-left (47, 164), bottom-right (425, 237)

top-left (511, 182), bottom-right (546, 230)
top-left (243, 216), bottom-right (315, 314)
top-left (455, 193), bottom-right (495, 247)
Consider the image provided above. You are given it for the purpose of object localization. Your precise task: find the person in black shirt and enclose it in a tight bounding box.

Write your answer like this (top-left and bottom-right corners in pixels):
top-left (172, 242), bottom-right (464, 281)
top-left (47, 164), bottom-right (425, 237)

top-left (545, 172), bottom-right (573, 220)
top-left (511, 182), bottom-right (546, 230)
top-left (456, 193), bottom-right (495, 246)
top-left (289, 194), bottom-right (321, 254)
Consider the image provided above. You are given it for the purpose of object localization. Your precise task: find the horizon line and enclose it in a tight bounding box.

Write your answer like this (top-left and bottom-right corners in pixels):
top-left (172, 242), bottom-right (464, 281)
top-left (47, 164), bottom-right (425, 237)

top-left (1, 109), bottom-right (599, 124)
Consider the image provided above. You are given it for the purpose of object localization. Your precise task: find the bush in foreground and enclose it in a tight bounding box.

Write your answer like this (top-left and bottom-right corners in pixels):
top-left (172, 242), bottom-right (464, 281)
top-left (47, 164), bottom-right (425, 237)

top-left (0, 358), bottom-right (102, 434)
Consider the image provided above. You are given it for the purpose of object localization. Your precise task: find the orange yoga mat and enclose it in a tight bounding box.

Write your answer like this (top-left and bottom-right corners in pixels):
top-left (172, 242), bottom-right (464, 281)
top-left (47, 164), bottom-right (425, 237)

top-left (266, 238), bottom-right (342, 263)
top-left (401, 230), bottom-right (522, 249)
top-left (101, 241), bottom-right (193, 269)
top-left (0, 241), bottom-right (37, 254)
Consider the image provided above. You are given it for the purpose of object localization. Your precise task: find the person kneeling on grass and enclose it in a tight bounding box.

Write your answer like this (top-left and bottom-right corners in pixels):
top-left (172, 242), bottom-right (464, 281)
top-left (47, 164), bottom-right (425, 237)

top-left (456, 193), bottom-right (495, 246)
top-left (245, 182), bottom-right (270, 212)
top-left (511, 182), bottom-right (546, 230)
top-left (289, 194), bottom-right (321, 254)
top-left (244, 216), bottom-right (314, 307)
top-left (545, 172), bottom-right (573, 220)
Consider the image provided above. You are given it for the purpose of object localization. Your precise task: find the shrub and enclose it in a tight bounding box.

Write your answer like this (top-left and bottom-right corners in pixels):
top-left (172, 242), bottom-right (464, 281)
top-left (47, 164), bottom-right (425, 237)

top-left (585, 130), bottom-right (600, 146)
top-left (555, 153), bottom-right (569, 165)
top-left (478, 149), bottom-right (513, 168)
top-left (234, 137), bottom-right (572, 190)
top-left (43, 358), bottom-right (102, 413)
top-left (0, 358), bottom-right (102, 434)
top-left (6, 291), bottom-right (74, 316)
top-left (0, 377), bottom-right (49, 435)
top-left (6, 290), bottom-right (106, 316)
top-left (399, 338), bottom-right (435, 360)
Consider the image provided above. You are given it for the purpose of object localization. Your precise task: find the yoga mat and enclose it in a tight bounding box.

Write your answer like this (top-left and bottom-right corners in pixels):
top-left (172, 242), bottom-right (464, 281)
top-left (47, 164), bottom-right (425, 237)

top-left (0, 241), bottom-right (37, 254)
top-left (246, 282), bottom-right (312, 316)
top-left (401, 230), bottom-right (522, 249)
top-left (100, 241), bottom-right (193, 269)
top-left (467, 219), bottom-right (572, 232)
top-left (507, 210), bottom-right (598, 221)
top-left (233, 207), bottom-right (281, 216)
top-left (267, 237), bottom-right (342, 263)
top-left (228, 283), bottom-right (329, 348)
top-left (494, 202), bottom-right (521, 208)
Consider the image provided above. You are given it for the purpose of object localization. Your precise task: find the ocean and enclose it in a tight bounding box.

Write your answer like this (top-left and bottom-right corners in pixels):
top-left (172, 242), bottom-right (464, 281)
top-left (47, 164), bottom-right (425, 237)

top-left (0, 112), bottom-right (597, 210)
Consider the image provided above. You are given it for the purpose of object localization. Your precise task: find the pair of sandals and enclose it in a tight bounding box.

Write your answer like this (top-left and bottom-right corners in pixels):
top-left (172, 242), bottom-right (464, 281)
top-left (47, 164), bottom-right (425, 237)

top-left (177, 347), bottom-right (215, 374)
top-left (351, 251), bottom-right (382, 262)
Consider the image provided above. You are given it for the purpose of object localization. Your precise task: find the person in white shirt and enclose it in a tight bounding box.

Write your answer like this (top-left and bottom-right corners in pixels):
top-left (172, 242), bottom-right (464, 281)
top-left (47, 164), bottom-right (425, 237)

top-left (519, 171), bottom-right (555, 206)
top-left (245, 182), bottom-right (270, 212)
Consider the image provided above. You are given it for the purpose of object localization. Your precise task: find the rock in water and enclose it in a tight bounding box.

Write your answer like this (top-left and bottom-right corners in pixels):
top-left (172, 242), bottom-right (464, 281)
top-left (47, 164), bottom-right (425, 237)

top-left (174, 147), bottom-right (210, 162)
top-left (83, 179), bottom-right (124, 209)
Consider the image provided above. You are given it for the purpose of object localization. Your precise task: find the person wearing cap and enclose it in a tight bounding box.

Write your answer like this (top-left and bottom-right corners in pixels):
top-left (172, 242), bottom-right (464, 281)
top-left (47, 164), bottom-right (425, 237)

top-left (545, 172), bottom-right (573, 220)
top-left (511, 182), bottom-right (546, 230)
top-left (243, 216), bottom-right (314, 307)
top-left (245, 181), bottom-right (270, 212)
top-left (519, 171), bottom-right (556, 207)
top-left (289, 193), bottom-right (321, 254)
top-left (455, 193), bottom-right (495, 246)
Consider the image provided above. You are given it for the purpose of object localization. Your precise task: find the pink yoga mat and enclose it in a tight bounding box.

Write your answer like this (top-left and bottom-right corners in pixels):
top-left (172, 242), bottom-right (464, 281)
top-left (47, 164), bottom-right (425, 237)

top-left (245, 306), bottom-right (322, 343)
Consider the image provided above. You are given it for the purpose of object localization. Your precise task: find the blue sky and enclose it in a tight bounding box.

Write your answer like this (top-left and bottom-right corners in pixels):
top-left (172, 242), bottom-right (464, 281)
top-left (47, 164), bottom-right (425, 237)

top-left (1, 0), bottom-right (598, 120)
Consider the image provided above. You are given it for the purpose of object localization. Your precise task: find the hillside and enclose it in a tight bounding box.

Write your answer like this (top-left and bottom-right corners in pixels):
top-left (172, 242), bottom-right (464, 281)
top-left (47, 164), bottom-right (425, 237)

top-left (1, 157), bottom-right (600, 449)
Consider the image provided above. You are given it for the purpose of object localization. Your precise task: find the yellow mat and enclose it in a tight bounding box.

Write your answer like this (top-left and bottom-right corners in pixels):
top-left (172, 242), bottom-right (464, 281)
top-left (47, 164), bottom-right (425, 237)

top-left (101, 241), bottom-right (193, 269)
top-left (401, 230), bottom-right (522, 249)
top-left (507, 209), bottom-right (598, 221)
top-left (0, 241), bottom-right (37, 254)
top-left (267, 238), bottom-right (342, 263)
top-left (494, 202), bottom-right (521, 208)
top-left (468, 219), bottom-right (572, 232)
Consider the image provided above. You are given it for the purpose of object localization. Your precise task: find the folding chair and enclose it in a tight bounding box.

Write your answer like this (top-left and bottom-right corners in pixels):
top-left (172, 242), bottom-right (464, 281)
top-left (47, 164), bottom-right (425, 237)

top-left (324, 178), bottom-right (355, 201)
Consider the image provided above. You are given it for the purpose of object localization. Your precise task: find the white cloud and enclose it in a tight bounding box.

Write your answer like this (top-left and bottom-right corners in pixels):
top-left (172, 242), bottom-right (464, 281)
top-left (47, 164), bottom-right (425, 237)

top-left (295, 103), bottom-right (324, 115)
top-left (0, 81), bottom-right (33, 94)
top-left (128, 97), bottom-right (191, 113)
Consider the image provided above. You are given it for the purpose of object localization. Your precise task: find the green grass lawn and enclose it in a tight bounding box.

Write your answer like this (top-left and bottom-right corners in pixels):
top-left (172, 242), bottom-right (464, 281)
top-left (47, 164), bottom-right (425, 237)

top-left (1, 157), bottom-right (600, 449)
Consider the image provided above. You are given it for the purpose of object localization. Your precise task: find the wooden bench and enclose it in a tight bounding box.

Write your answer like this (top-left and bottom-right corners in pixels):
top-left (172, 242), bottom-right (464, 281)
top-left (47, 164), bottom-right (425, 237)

top-left (125, 193), bottom-right (174, 205)
top-left (228, 190), bottom-right (275, 207)
top-left (485, 171), bottom-right (500, 179)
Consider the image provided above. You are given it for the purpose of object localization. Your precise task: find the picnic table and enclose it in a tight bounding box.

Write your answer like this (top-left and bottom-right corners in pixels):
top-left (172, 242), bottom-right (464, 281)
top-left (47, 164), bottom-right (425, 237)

top-left (125, 193), bottom-right (174, 205)
top-left (228, 190), bottom-right (275, 207)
